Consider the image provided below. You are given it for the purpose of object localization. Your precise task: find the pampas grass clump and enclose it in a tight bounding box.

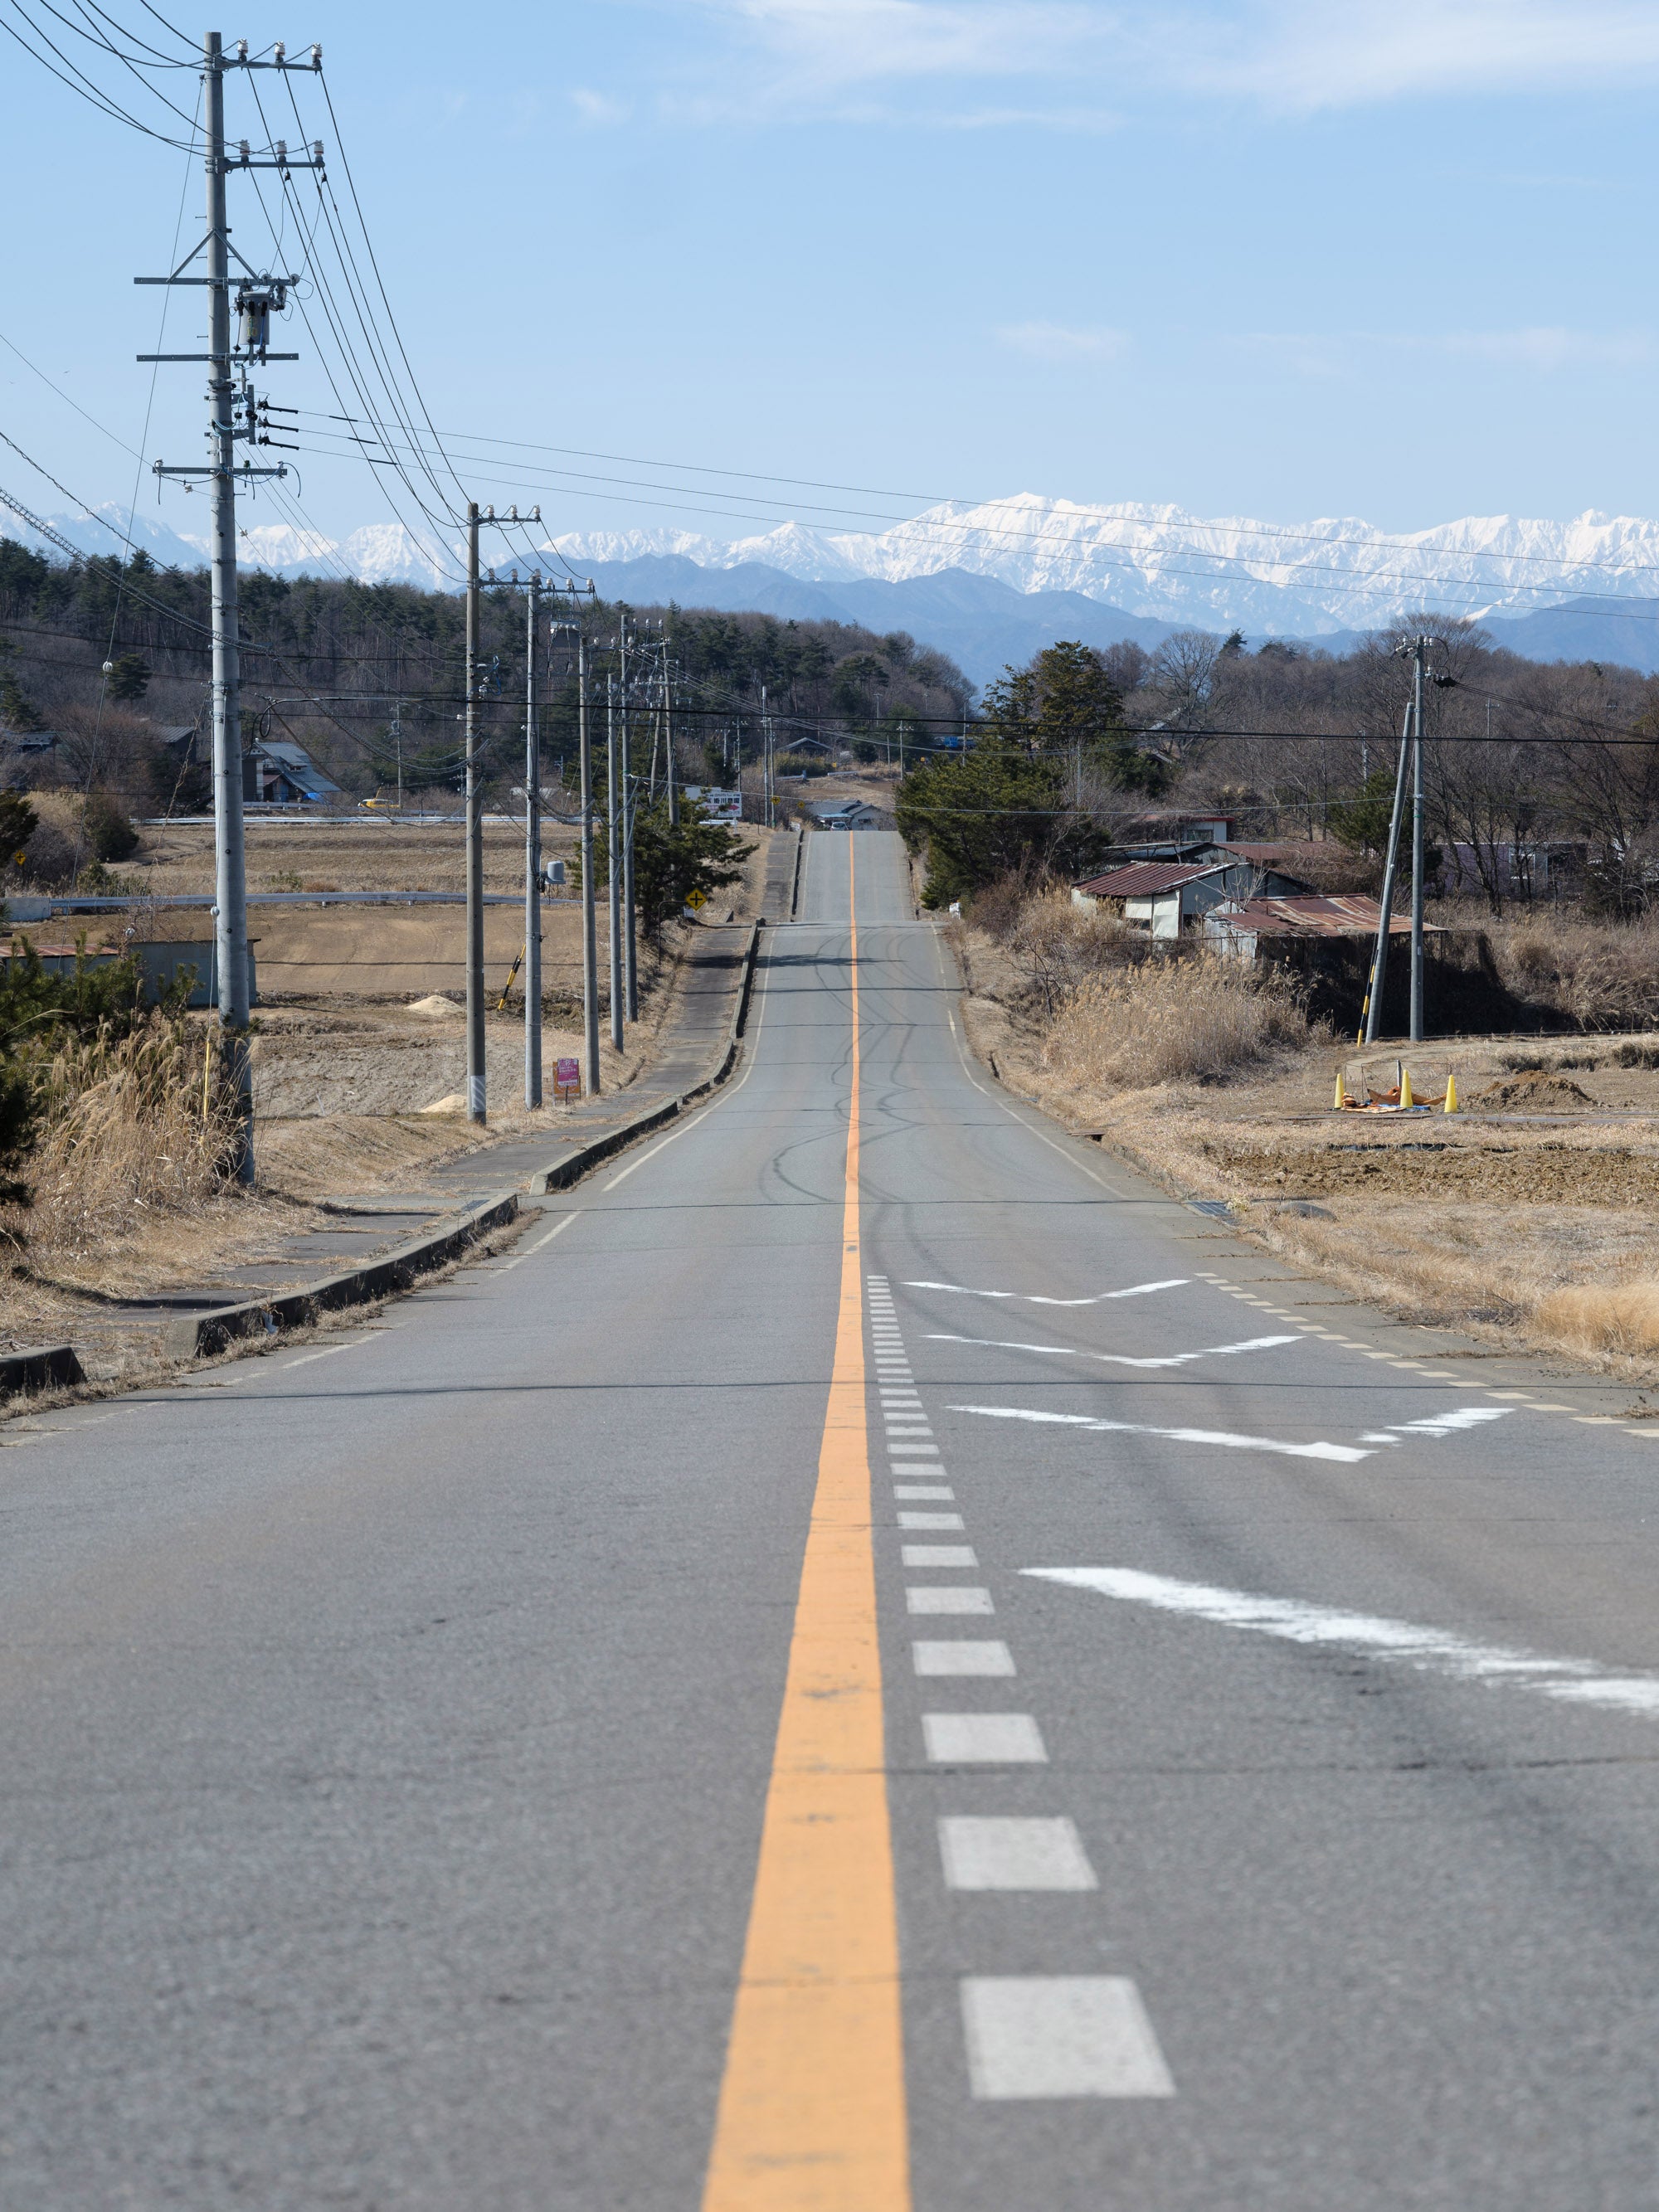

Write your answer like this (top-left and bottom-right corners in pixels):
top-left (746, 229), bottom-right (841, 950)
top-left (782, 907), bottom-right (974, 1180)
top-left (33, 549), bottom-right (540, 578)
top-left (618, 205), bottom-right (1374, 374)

top-left (1043, 955), bottom-right (1309, 1091)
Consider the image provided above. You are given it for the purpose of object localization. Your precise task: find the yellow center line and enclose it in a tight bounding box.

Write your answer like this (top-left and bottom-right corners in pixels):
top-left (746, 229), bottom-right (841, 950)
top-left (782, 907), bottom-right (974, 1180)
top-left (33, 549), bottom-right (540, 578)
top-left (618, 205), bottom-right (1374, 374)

top-left (702, 839), bottom-right (910, 2211)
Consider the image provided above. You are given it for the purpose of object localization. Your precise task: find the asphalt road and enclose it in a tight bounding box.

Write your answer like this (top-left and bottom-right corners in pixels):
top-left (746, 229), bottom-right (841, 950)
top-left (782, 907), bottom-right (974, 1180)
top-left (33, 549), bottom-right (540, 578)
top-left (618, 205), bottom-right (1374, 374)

top-left (4, 830), bottom-right (1659, 2209)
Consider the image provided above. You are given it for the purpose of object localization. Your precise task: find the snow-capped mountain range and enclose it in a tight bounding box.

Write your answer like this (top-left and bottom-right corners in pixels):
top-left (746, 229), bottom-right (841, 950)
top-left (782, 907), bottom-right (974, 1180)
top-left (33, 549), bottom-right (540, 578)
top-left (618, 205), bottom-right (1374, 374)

top-left (17, 493), bottom-right (1659, 678)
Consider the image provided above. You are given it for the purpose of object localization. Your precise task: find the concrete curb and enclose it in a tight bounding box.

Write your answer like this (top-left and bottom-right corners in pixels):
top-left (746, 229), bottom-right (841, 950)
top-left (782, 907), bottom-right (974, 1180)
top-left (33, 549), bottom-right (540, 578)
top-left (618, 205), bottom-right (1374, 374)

top-left (533, 920), bottom-right (762, 1197)
top-left (0, 1343), bottom-right (86, 1402)
top-left (164, 1190), bottom-right (522, 1359)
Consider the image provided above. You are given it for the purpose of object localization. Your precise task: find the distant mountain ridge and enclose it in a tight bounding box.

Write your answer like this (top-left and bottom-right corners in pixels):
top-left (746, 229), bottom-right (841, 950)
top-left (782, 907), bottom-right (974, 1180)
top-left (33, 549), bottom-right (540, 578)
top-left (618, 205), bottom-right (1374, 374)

top-left (14, 496), bottom-right (1659, 683)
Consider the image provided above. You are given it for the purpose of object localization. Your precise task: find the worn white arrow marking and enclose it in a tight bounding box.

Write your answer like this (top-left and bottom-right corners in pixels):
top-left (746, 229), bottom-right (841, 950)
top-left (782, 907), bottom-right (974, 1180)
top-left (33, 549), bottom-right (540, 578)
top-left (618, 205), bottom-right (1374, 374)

top-left (949, 1403), bottom-right (1373, 1464)
top-left (903, 1278), bottom-right (1188, 1307)
top-left (930, 1330), bottom-right (1300, 1369)
top-left (1023, 1564), bottom-right (1659, 1718)
top-left (1360, 1407), bottom-right (1511, 1443)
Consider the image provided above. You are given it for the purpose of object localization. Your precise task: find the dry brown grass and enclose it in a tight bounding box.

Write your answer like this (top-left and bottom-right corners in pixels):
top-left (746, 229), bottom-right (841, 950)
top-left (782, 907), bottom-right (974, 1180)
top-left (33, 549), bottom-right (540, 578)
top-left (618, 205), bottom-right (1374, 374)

top-left (0, 1016), bottom-right (247, 1279)
top-left (1044, 955), bottom-right (1311, 1091)
top-left (1535, 1280), bottom-right (1659, 1357)
top-left (1472, 909), bottom-right (1659, 1031)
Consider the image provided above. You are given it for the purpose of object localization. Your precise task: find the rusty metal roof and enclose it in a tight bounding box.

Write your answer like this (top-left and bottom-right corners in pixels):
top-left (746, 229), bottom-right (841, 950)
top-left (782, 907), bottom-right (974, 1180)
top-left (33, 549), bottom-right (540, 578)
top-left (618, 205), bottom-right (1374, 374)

top-left (1207, 894), bottom-right (1439, 940)
top-left (1073, 861), bottom-right (1229, 897)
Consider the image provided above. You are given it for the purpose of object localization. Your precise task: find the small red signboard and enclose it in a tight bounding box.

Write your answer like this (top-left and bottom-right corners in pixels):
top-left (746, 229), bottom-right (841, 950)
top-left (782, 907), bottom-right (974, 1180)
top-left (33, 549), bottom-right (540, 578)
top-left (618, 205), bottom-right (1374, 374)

top-left (554, 1055), bottom-right (581, 1102)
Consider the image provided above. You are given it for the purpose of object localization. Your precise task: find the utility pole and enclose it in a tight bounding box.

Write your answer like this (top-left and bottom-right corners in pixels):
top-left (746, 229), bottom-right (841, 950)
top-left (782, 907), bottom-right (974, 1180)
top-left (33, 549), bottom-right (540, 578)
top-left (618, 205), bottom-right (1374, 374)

top-left (606, 670), bottom-right (623, 1052)
top-left (465, 503), bottom-right (486, 1123)
top-left (457, 506), bottom-right (543, 1126)
top-left (620, 618), bottom-right (638, 1022)
top-left (1363, 698), bottom-right (1413, 1045)
top-left (577, 633), bottom-right (600, 1094)
top-left (523, 572), bottom-right (542, 1108)
top-left (141, 32), bottom-right (319, 1183)
top-left (666, 653), bottom-right (679, 827)
top-left (761, 683), bottom-right (772, 828)
top-left (1409, 634), bottom-right (1428, 1044)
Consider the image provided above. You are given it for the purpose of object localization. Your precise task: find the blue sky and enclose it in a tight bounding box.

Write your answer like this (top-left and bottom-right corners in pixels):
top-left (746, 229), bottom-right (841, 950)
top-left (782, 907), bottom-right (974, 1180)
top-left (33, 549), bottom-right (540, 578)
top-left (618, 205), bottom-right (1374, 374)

top-left (3, 1), bottom-right (1659, 548)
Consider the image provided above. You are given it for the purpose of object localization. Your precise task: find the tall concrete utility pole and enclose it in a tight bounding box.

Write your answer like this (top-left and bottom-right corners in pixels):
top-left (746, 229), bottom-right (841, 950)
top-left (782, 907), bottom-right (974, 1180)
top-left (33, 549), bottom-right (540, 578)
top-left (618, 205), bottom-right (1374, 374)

top-left (606, 671), bottom-right (624, 1053)
top-left (523, 572), bottom-right (542, 1109)
top-left (1409, 634), bottom-right (1428, 1044)
top-left (202, 38), bottom-right (251, 1172)
top-left (619, 615), bottom-right (637, 1023)
top-left (465, 503), bottom-right (486, 1124)
top-left (665, 654), bottom-right (679, 827)
top-left (578, 634), bottom-right (600, 1093)
top-left (142, 32), bottom-right (319, 1182)
top-left (1363, 698), bottom-right (1413, 1046)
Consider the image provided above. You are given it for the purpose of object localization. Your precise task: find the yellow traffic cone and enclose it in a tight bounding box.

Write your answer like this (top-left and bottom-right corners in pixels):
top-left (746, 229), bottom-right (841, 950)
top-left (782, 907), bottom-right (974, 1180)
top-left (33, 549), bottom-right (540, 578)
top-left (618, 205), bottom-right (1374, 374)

top-left (1334, 1067), bottom-right (1348, 1110)
top-left (1444, 1070), bottom-right (1459, 1114)
top-left (1400, 1067), bottom-right (1414, 1109)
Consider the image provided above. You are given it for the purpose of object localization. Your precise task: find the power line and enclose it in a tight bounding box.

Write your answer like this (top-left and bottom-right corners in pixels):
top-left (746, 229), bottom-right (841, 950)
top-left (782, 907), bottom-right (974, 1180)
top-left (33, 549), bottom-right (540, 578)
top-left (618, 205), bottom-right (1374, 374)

top-left (0, 0), bottom-right (195, 142)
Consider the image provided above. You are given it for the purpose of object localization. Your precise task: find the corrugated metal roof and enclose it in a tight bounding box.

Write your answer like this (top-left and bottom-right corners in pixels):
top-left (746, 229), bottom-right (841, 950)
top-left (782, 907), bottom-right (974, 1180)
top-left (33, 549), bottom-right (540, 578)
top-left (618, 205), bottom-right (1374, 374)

top-left (1207, 894), bottom-right (1440, 940)
top-left (1074, 861), bottom-right (1229, 897)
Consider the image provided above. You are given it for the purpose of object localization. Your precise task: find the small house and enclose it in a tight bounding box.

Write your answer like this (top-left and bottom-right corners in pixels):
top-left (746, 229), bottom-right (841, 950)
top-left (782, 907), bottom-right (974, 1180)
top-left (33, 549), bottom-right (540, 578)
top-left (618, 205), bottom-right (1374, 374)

top-left (808, 799), bottom-right (885, 832)
top-left (1070, 861), bottom-right (1234, 938)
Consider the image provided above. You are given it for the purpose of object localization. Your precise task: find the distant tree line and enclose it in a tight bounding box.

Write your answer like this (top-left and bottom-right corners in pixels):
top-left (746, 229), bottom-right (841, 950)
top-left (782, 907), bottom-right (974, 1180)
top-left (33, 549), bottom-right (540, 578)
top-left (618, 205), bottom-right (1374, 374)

top-left (0, 538), bottom-right (972, 808)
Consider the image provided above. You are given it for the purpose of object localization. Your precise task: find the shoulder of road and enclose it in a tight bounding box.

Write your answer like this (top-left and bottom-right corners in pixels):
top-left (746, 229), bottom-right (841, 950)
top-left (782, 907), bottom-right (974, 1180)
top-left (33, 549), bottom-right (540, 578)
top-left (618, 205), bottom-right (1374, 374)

top-left (2, 827), bottom-right (802, 1404)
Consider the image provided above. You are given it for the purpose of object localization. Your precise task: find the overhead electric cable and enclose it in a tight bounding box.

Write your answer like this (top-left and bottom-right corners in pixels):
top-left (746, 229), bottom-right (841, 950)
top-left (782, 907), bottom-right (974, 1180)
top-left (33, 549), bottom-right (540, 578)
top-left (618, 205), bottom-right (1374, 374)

top-left (0, 0), bottom-right (194, 142)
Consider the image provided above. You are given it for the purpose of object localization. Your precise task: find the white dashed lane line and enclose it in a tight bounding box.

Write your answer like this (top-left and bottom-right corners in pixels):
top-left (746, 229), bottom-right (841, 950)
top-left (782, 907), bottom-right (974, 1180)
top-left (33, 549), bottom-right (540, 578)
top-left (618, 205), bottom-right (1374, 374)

top-left (873, 1271), bottom-right (1175, 2106)
top-left (961, 1979), bottom-right (1175, 2100)
top-left (940, 1817), bottom-right (1097, 1892)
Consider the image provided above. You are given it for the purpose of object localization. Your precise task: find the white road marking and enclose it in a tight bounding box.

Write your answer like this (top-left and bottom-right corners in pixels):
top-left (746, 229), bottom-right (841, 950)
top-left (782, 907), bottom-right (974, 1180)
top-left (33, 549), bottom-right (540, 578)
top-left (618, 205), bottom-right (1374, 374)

top-left (952, 1402), bottom-right (1373, 1464)
top-left (889, 1445), bottom-right (941, 1459)
top-left (961, 1978), bottom-right (1175, 2099)
top-left (494, 1211), bottom-right (579, 1269)
top-left (924, 1713), bottom-right (1047, 1762)
top-left (904, 1278), bottom-right (1188, 1308)
top-left (1024, 1564), bottom-right (1659, 1718)
top-left (913, 1639), bottom-right (1015, 1676)
top-left (281, 1341), bottom-right (368, 1369)
top-left (1359, 1408), bottom-right (1512, 1444)
top-left (940, 1816), bottom-right (1096, 1892)
top-left (904, 1544), bottom-right (977, 1568)
top-left (899, 1510), bottom-right (965, 1529)
top-left (907, 1587), bottom-right (994, 1614)
top-left (894, 1484), bottom-right (954, 1499)
top-left (929, 1330), bottom-right (1301, 1370)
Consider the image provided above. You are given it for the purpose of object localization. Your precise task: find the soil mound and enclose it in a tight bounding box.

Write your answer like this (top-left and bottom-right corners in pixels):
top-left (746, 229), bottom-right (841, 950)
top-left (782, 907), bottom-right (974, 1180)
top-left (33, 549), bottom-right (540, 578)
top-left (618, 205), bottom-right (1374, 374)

top-left (408, 993), bottom-right (462, 1018)
top-left (1473, 1069), bottom-right (1595, 1111)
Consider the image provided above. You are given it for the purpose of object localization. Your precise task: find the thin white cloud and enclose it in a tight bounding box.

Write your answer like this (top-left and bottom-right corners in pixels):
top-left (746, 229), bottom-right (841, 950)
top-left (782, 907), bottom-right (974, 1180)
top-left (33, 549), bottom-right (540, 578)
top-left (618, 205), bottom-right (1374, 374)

top-left (996, 320), bottom-right (1128, 361)
top-left (1435, 326), bottom-right (1656, 369)
top-left (1231, 326), bottom-right (1657, 373)
top-left (1183, 1), bottom-right (1659, 111)
top-left (571, 86), bottom-right (632, 124)
top-left (658, 0), bottom-right (1659, 124)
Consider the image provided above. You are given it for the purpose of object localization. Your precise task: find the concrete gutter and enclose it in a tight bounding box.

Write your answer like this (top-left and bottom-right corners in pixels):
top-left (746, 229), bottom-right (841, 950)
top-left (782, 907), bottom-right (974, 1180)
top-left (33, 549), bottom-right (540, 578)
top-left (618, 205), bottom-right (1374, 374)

top-left (533, 920), bottom-right (762, 1196)
top-left (0, 1343), bottom-right (86, 1401)
top-left (163, 1190), bottom-right (522, 1359)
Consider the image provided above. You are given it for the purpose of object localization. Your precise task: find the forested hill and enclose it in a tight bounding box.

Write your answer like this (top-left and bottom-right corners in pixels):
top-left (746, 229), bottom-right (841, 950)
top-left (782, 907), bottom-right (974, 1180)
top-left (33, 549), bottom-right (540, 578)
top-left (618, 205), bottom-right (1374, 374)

top-left (0, 537), bottom-right (973, 801)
